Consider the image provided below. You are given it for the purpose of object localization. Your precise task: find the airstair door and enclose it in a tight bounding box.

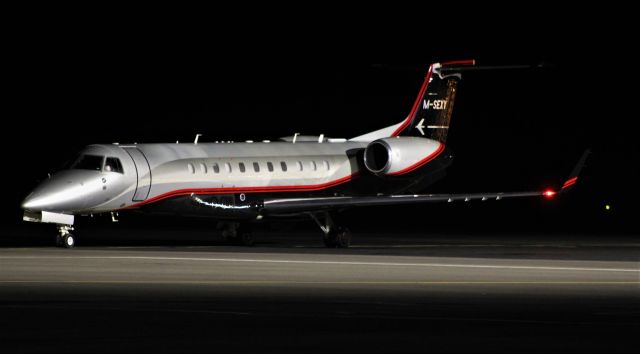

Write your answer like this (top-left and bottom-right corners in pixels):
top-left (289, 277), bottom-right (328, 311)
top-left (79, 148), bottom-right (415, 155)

top-left (123, 147), bottom-right (152, 201)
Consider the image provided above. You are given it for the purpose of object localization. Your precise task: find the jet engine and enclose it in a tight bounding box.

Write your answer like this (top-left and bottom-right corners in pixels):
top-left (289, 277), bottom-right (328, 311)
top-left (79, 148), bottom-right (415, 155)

top-left (363, 137), bottom-right (444, 176)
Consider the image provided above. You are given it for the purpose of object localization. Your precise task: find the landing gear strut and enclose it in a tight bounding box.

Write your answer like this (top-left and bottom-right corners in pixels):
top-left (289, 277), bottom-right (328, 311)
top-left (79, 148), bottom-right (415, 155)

top-left (310, 212), bottom-right (351, 248)
top-left (56, 225), bottom-right (75, 249)
top-left (219, 222), bottom-right (255, 246)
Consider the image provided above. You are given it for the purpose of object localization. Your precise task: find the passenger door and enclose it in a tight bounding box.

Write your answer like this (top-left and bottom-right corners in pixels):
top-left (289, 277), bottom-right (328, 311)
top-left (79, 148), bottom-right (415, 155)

top-left (123, 147), bottom-right (152, 201)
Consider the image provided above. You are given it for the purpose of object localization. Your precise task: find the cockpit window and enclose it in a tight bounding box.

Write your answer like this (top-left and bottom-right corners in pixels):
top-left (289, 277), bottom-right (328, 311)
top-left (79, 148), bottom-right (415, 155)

top-left (70, 154), bottom-right (104, 171)
top-left (104, 157), bottom-right (124, 173)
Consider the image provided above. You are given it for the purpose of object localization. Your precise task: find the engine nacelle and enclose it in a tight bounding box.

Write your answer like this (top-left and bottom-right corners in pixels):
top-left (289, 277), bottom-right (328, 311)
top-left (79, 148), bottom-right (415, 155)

top-left (363, 137), bottom-right (444, 176)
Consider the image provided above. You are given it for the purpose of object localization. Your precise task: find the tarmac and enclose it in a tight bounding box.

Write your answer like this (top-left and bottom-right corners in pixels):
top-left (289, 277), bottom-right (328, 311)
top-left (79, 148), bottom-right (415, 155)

top-left (1, 228), bottom-right (638, 353)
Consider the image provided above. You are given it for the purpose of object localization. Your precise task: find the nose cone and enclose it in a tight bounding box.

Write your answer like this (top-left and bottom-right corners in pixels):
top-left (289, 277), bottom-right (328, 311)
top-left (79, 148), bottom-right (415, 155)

top-left (21, 190), bottom-right (64, 211)
top-left (22, 171), bottom-right (102, 212)
top-left (21, 192), bottom-right (39, 210)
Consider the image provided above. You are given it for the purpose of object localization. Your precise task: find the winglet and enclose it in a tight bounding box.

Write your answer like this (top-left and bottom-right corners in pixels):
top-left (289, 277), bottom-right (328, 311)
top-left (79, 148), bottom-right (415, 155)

top-left (560, 149), bottom-right (590, 193)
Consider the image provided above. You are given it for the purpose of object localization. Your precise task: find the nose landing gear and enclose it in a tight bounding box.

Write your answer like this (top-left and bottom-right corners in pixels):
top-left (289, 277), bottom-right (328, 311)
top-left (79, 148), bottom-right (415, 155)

top-left (56, 225), bottom-right (75, 249)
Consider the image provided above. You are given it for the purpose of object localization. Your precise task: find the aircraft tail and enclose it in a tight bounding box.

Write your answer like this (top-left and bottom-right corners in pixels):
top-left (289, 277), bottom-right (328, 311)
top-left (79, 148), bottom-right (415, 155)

top-left (351, 60), bottom-right (476, 143)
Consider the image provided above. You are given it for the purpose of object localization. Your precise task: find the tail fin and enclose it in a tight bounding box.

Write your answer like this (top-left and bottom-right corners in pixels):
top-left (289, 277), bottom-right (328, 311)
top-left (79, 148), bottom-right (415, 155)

top-left (351, 60), bottom-right (475, 142)
top-left (393, 60), bottom-right (475, 142)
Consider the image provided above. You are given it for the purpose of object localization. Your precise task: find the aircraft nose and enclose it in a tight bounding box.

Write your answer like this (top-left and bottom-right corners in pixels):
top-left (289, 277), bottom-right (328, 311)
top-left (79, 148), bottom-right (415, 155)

top-left (21, 191), bottom-right (60, 211)
top-left (21, 183), bottom-right (76, 211)
top-left (21, 172), bottom-right (98, 212)
top-left (21, 193), bottom-right (38, 210)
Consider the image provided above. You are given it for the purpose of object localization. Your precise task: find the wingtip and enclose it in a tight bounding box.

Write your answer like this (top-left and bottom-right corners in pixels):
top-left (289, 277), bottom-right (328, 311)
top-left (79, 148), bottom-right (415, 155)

top-left (561, 176), bottom-right (579, 190)
top-left (559, 149), bottom-right (591, 193)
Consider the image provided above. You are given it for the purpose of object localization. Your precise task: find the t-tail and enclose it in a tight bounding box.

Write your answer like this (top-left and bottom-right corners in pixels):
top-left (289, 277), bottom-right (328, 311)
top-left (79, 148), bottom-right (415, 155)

top-left (351, 60), bottom-right (476, 143)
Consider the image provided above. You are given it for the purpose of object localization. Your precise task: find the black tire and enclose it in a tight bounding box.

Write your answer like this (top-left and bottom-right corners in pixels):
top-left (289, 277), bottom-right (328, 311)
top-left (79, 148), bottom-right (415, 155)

top-left (335, 228), bottom-right (351, 248)
top-left (221, 230), bottom-right (236, 243)
top-left (240, 232), bottom-right (255, 247)
top-left (323, 226), bottom-right (350, 248)
top-left (62, 234), bottom-right (75, 249)
top-left (221, 223), bottom-right (238, 244)
top-left (323, 234), bottom-right (338, 248)
top-left (55, 234), bottom-right (64, 247)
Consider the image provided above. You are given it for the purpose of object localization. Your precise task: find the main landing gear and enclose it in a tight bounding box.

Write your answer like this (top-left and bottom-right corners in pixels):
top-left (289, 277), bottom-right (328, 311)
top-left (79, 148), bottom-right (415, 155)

top-left (310, 212), bottom-right (352, 248)
top-left (219, 222), bottom-right (255, 246)
top-left (55, 225), bottom-right (75, 249)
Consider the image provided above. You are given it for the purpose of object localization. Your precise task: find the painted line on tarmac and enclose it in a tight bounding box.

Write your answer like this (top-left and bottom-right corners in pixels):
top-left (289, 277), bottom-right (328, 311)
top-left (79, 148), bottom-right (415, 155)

top-left (1, 255), bottom-right (639, 273)
top-left (0, 280), bottom-right (638, 285)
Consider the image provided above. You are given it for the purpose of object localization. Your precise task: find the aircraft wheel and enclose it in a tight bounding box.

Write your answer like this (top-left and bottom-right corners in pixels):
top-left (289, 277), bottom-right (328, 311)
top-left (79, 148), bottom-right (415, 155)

top-left (323, 234), bottom-right (337, 248)
top-left (221, 230), bottom-right (236, 243)
top-left (220, 222), bottom-right (238, 244)
top-left (323, 227), bottom-right (350, 248)
top-left (222, 223), bottom-right (254, 246)
top-left (240, 232), bottom-right (255, 247)
top-left (335, 228), bottom-right (351, 248)
top-left (237, 224), bottom-right (254, 246)
top-left (62, 234), bottom-right (75, 249)
top-left (55, 234), bottom-right (64, 247)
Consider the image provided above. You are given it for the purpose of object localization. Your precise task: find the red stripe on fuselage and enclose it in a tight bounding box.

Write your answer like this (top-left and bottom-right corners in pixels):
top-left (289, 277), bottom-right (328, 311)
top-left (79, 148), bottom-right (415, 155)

top-left (391, 66), bottom-right (433, 137)
top-left (126, 174), bottom-right (357, 208)
top-left (386, 143), bottom-right (445, 176)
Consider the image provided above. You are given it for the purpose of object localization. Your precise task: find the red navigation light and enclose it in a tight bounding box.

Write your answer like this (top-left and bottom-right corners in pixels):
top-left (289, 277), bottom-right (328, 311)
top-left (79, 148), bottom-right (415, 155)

top-left (543, 189), bottom-right (557, 199)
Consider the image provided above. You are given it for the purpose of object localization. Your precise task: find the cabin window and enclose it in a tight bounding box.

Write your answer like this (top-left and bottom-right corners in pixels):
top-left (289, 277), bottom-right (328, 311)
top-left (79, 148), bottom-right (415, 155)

top-left (280, 161), bottom-right (287, 172)
top-left (323, 160), bottom-right (330, 171)
top-left (253, 162), bottom-right (260, 172)
top-left (296, 161), bottom-right (303, 171)
top-left (239, 162), bottom-right (246, 173)
top-left (71, 154), bottom-right (104, 171)
top-left (225, 162), bottom-right (232, 173)
top-left (213, 163), bottom-right (220, 173)
top-left (267, 162), bottom-right (274, 172)
top-left (187, 163), bottom-right (195, 174)
top-left (310, 161), bottom-right (317, 171)
top-left (104, 157), bottom-right (124, 174)
top-left (200, 163), bottom-right (207, 173)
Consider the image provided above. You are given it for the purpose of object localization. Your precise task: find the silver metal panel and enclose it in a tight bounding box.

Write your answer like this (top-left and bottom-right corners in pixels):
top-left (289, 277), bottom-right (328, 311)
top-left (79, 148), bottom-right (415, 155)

top-left (122, 142), bottom-right (366, 203)
top-left (124, 147), bottom-right (152, 201)
top-left (23, 210), bottom-right (75, 225)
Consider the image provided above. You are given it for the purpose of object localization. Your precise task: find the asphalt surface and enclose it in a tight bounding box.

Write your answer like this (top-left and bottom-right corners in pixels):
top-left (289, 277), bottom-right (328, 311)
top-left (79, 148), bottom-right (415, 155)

top-left (1, 228), bottom-right (638, 353)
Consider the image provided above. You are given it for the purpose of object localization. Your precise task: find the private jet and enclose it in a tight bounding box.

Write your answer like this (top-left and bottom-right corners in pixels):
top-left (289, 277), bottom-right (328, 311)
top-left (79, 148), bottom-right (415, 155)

top-left (22, 60), bottom-right (587, 248)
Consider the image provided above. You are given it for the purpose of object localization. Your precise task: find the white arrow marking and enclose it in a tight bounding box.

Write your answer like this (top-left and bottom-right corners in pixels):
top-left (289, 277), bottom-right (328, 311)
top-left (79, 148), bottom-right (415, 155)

top-left (416, 118), bottom-right (426, 135)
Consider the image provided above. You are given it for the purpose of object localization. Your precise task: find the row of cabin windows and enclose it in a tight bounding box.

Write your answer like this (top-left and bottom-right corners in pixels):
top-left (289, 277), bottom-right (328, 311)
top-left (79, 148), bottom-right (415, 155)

top-left (188, 160), bottom-right (331, 174)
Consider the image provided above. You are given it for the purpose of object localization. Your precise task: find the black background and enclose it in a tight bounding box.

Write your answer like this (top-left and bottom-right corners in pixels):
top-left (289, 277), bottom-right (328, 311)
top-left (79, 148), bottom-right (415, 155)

top-left (2, 11), bottom-right (638, 354)
top-left (4, 15), bottom-right (637, 234)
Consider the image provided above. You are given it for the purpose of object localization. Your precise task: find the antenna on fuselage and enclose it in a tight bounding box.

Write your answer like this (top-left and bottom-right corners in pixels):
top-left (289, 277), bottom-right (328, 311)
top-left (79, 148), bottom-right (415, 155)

top-left (194, 134), bottom-right (202, 144)
top-left (292, 133), bottom-right (300, 144)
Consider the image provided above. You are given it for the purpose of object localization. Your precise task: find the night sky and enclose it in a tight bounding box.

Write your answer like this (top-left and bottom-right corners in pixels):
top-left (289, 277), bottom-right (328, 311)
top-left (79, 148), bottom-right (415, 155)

top-left (5, 23), bottom-right (636, 233)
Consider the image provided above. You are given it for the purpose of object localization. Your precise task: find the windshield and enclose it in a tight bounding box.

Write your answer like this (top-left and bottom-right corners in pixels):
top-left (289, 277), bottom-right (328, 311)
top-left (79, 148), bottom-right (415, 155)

top-left (70, 154), bottom-right (104, 171)
top-left (104, 157), bottom-right (124, 173)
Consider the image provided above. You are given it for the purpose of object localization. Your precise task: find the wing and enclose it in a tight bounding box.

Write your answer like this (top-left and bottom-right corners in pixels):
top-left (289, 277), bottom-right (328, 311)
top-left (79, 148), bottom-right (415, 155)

top-left (263, 191), bottom-right (542, 214)
top-left (262, 150), bottom-right (590, 215)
